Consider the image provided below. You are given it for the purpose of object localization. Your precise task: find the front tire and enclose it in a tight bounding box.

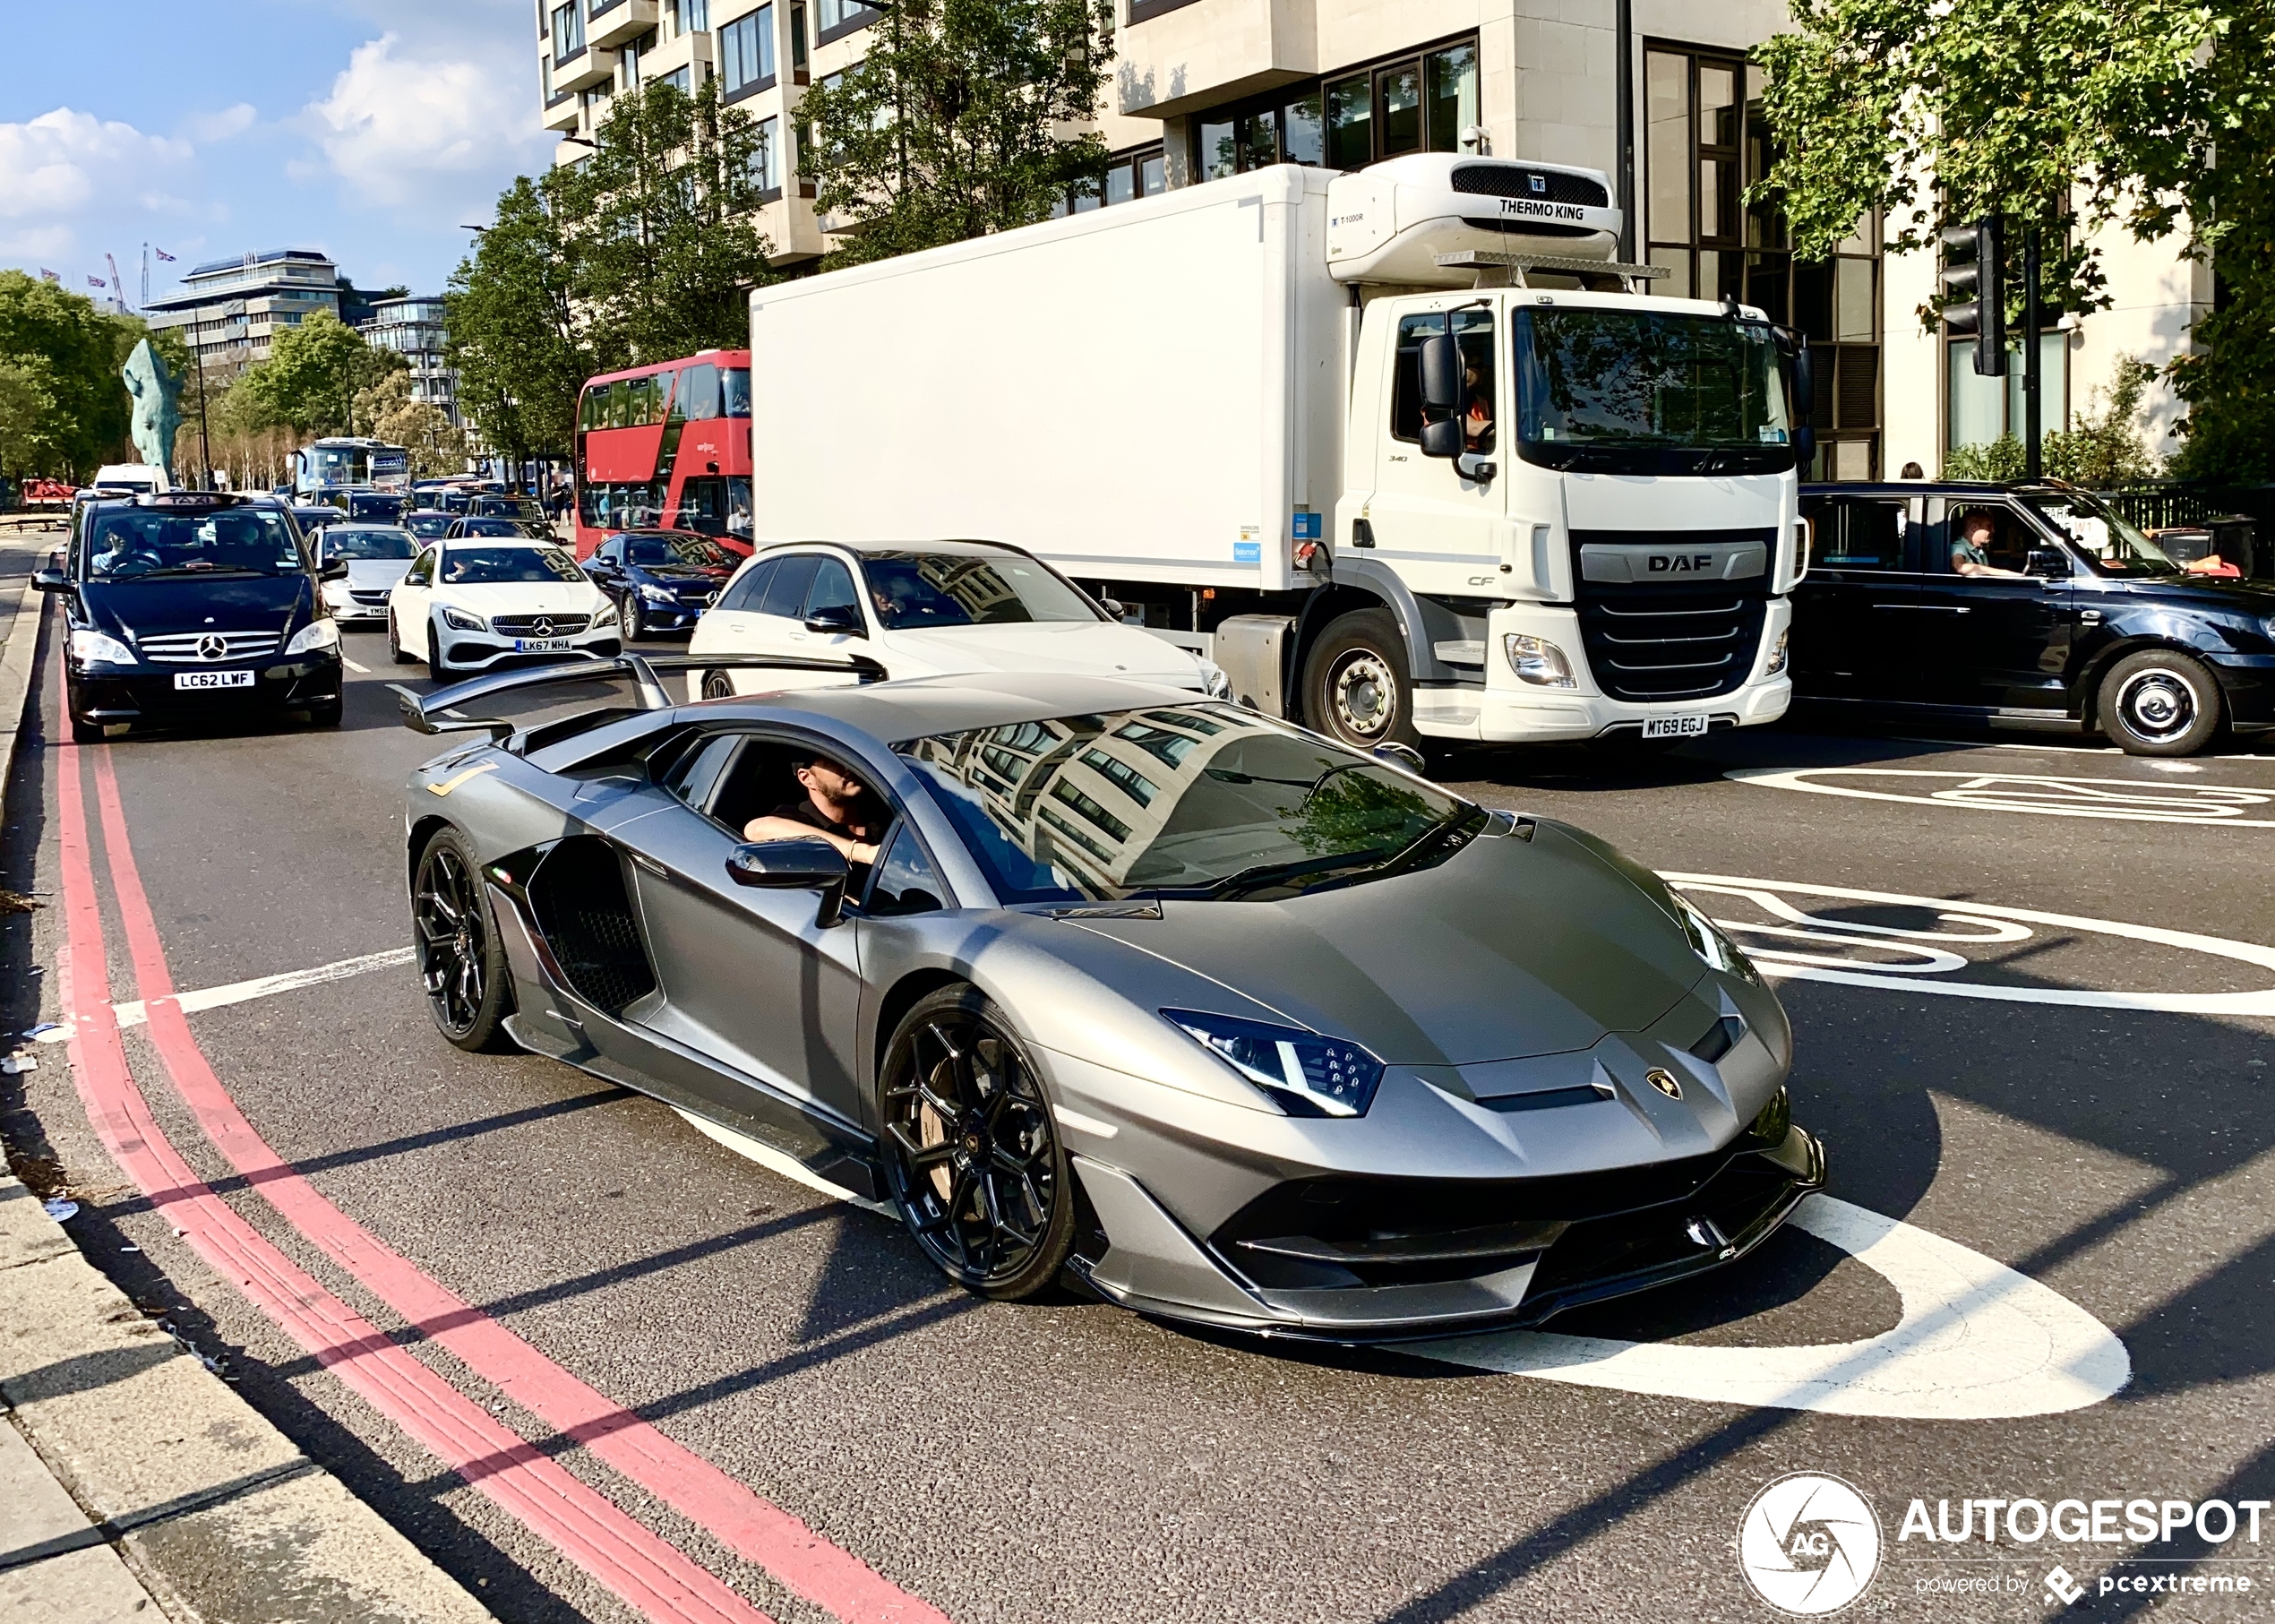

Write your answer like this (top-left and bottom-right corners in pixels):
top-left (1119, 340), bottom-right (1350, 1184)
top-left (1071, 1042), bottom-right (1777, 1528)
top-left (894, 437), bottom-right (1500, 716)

top-left (411, 828), bottom-right (516, 1052)
top-left (622, 592), bottom-right (648, 641)
top-left (701, 669), bottom-right (734, 700)
top-left (877, 985), bottom-right (1073, 1301)
top-left (388, 611), bottom-right (413, 665)
top-left (2099, 649), bottom-right (2222, 756)
top-left (1301, 608), bottom-right (1421, 751)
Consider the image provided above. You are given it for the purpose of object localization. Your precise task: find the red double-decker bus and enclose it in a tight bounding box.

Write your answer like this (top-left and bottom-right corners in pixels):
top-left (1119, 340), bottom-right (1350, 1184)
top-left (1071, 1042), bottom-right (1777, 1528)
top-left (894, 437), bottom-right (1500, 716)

top-left (572, 348), bottom-right (752, 558)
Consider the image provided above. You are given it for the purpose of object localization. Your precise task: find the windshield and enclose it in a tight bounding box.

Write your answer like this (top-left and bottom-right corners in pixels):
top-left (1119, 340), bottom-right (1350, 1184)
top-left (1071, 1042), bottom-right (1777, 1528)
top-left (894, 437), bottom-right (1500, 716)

top-left (88, 507), bottom-right (304, 579)
top-left (441, 546), bottom-right (585, 585)
top-left (1515, 308), bottom-right (1796, 474)
top-left (323, 526), bottom-right (416, 561)
top-left (348, 493), bottom-right (405, 522)
top-left (475, 497), bottom-right (542, 518)
top-left (459, 517), bottom-right (554, 538)
top-left (2022, 492), bottom-right (2179, 578)
top-left (900, 706), bottom-right (1482, 904)
top-left (627, 535), bottom-right (734, 568)
top-left (724, 367), bottom-right (751, 417)
top-left (405, 511), bottom-right (453, 537)
top-left (862, 552), bottom-right (1100, 630)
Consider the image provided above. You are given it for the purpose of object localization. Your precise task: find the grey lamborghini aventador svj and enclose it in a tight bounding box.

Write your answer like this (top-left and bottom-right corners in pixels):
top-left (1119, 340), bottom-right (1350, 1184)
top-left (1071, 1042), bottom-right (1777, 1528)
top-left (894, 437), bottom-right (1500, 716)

top-left (398, 657), bottom-right (1824, 1340)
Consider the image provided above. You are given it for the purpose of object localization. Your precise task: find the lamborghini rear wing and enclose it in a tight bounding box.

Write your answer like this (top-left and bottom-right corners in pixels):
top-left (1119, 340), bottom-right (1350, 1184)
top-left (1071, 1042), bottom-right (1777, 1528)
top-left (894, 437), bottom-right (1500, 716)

top-left (392, 651), bottom-right (889, 742)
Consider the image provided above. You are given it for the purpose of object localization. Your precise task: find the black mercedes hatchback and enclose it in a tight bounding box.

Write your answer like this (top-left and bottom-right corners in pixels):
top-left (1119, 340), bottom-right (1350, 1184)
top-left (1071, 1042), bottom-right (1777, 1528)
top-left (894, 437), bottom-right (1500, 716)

top-left (35, 491), bottom-right (345, 742)
top-left (1793, 482), bottom-right (2275, 755)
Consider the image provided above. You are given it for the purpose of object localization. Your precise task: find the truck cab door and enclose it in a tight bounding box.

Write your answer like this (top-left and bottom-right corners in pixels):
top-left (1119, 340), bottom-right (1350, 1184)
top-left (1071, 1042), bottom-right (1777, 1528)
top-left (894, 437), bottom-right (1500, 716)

top-left (1364, 305), bottom-right (1510, 594)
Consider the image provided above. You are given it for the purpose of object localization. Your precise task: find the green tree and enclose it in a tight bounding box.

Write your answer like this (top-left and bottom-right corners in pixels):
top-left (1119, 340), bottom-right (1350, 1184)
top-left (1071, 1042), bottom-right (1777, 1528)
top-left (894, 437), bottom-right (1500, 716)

top-left (447, 171), bottom-right (597, 460)
top-left (576, 77), bottom-right (777, 359)
top-left (237, 310), bottom-right (405, 438)
top-left (354, 371), bottom-right (468, 476)
top-left (0, 270), bottom-right (146, 477)
top-left (1753, 0), bottom-right (2275, 480)
top-left (797, 0), bottom-right (1116, 265)
top-left (0, 355), bottom-right (62, 478)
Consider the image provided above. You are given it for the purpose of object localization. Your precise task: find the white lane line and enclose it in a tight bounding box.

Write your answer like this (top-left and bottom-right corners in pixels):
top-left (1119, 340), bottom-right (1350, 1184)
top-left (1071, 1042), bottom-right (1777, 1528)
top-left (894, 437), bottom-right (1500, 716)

top-left (115, 947), bottom-right (416, 1028)
top-left (1727, 765), bottom-right (2275, 826)
top-left (1417, 1195), bottom-right (2131, 1420)
top-left (1890, 735), bottom-right (2275, 763)
top-left (341, 655), bottom-right (371, 674)
top-left (1662, 873), bottom-right (2275, 1015)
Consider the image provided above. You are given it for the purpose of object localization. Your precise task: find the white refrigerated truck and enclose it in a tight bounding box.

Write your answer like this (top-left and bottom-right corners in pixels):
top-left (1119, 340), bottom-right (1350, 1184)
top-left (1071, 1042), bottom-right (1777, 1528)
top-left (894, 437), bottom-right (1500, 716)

top-left (745, 153), bottom-right (1814, 750)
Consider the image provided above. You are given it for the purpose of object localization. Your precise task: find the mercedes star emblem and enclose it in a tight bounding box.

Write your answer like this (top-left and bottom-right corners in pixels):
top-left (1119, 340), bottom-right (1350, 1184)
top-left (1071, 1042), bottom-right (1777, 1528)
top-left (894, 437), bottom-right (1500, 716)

top-left (197, 633), bottom-right (228, 661)
top-left (531, 616), bottom-right (554, 638)
top-left (1645, 1068), bottom-right (1683, 1100)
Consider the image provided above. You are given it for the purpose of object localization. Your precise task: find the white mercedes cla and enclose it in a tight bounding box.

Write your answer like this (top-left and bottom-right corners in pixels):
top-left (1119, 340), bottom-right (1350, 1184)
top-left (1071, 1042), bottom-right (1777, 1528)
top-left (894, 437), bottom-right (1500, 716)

top-left (685, 539), bottom-right (1226, 700)
top-left (388, 539), bottom-right (621, 678)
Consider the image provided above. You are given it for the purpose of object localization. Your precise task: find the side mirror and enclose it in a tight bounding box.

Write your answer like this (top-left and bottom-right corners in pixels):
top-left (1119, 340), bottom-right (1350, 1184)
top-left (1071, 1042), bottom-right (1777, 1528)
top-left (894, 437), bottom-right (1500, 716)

top-left (1371, 742), bottom-right (1428, 774)
top-left (1419, 418), bottom-right (1463, 460)
top-left (32, 568), bottom-right (68, 593)
top-left (1790, 346), bottom-right (1816, 421)
top-left (2025, 547), bottom-right (2070, 579)
top-left (1455, 452), bottom-right (1497, 484)
top-left (1791, 424), bottom-right (1817, 471)
top-left (1099, 597), bottom-right (1126, 620)
top-left (725, 837), bottom-right (850, 924)
top-left (803, 604), bottom-right (866, 638)
top-left (1420, 334), bottom-right (1463, 415)
top-left (320, 557), bottom-right (349, 580)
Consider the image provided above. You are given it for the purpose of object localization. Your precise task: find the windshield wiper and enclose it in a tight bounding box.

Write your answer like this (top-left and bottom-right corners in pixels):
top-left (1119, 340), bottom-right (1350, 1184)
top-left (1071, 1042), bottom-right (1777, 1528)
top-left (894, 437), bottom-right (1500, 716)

top-left (123, 564), bottom-right (285, 579)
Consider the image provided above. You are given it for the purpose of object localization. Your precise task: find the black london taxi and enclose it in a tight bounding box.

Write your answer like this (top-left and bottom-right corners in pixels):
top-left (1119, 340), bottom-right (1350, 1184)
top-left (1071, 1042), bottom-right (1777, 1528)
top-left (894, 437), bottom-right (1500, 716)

top-left (1791, 482), bottom-right (2275, 756)
top-left (34, 491), bottom-right (346, 742)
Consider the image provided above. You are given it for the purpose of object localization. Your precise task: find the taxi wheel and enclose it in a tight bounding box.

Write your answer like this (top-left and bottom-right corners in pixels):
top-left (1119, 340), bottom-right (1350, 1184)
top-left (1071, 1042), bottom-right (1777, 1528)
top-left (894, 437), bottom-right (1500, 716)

top-left (2099, 649), bottom-right (2222, 757)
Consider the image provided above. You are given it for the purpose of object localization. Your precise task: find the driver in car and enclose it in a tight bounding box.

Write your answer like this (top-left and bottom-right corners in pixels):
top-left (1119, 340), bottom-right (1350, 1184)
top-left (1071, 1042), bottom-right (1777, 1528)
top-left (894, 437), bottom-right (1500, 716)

top-left (743, 754), bottom-right (889, 874)
top-left (1950, 511), bottom-right (2026, 579)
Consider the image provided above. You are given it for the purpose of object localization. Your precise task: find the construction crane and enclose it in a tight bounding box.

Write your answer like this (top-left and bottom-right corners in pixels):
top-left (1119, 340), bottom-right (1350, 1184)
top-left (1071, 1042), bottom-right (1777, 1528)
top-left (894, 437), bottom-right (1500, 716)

top-left (107, 252), bottom-right (127, 313)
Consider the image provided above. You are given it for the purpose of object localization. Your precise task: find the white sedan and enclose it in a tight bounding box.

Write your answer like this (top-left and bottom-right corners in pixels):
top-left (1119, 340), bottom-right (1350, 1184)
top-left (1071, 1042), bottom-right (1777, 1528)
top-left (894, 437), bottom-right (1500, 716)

top-left (686, 539), bottom-right (1226, 700)
top-left (388, 539), bottom-right (622, 678)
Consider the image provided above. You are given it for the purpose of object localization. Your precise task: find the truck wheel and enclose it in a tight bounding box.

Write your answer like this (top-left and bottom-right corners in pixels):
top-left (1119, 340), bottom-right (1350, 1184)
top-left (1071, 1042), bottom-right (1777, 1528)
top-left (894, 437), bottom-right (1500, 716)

top-left (2099, 649), bottom-right (2222, 756)
top-left (1303, 610), bottom-right (1421, 751)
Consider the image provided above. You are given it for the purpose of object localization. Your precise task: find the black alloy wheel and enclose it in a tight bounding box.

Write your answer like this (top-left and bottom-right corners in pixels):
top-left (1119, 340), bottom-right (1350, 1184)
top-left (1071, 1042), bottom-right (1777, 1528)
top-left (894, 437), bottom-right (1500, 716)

top-left (387, 610), bottom-right (413, 664)
top-left (701, 669), bottom-right (734, 700)
top-left (412, 829), bottom-right (515, 1052)
top-left (1302, 608), bottom-right (1422, 751)
top-left (2099, 648), bottom-right (2222, 757)
top-left (878, 986), bottom-right (1073, 1300)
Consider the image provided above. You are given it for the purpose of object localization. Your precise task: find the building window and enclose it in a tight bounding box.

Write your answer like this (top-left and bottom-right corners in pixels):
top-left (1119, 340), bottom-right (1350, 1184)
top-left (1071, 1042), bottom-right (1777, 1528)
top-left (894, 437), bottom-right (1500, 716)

top-left (1947, 336), bottom-right (2069, 459)
top-left (659, 64), bottom-right (691, 94)
top-left (816, 0), bottom-right (873, 42)
top-left (721, 6), bottom-right (774, 96)
top-left (552, 0), bottom-right (584, 57)
top-left (789, 2), bottom-right (807, 72)
top-left (682, 0), bottom-right (709, 28)
top-left (1058, 143), bottom-right (1164, 215)
top-left (752, 115), bottom-right (780, 194)
top-left (1646, 42), bottom-right (1882, 479)
top-left (1195, 39), bottom-right (1477, 180)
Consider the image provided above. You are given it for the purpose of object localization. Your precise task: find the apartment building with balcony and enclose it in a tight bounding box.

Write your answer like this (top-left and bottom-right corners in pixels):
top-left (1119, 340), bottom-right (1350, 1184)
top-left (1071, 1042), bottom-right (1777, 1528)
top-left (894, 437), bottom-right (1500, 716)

top-left (532, 0), bottom-right (2205, 477)
top-left (142, 249), bottom-right (345, 373)
top-left (359, 295), bottom-right (464, 429)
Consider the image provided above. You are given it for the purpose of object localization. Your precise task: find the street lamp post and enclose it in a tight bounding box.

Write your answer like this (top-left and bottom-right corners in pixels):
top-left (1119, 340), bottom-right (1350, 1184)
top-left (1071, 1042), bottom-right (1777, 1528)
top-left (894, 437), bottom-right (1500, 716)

top-left (1615, 0), bottom-right (1635, 264)
top-left (2022, 225), bottom-right (2042, 482)
top-left (190, 307), bottom-right (214, 491)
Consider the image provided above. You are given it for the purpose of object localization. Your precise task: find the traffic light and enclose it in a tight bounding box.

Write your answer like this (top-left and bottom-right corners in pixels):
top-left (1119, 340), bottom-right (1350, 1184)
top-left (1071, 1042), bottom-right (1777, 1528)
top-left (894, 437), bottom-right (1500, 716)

top-left (1938, 218), bottom-right (2006, 376)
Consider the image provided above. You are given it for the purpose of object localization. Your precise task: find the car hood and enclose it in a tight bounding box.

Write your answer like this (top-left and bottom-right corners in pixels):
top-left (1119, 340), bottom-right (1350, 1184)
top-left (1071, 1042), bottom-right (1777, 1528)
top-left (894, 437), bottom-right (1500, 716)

top-left (88, 574), bottom-right (312, 640)
top-left (635, 565), bottom-right (731, 585)
top-left (345, 560), bottom-right (412, 590)
top-left (440, 581), bottom-right (606, 614)
top-left (1064, 821), bottom-right (1707, 1066)
top-left (884, 621), bottom-right (1203, 686)
top-left (2099, 573), bottom-right (2275, 614)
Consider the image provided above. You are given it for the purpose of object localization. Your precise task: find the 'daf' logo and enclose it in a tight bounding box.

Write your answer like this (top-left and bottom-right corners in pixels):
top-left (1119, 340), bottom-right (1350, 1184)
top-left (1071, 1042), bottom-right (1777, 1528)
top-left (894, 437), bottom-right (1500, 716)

top-left (1737, 1474), bottom-right (1882, 1615)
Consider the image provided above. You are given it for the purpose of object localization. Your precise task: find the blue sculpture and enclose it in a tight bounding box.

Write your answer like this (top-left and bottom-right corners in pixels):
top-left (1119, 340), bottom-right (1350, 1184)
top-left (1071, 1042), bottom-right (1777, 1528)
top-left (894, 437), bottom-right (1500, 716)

top-left (122, 338), bottom-right (183, 476)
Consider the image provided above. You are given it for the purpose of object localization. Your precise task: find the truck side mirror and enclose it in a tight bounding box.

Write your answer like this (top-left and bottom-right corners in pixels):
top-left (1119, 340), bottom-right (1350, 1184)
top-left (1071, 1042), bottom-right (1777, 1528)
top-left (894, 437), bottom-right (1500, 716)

top-left (1420, 335), bottom-right (1463, 415)
top-left (1792, 425), bottom-right (1816, 471)
top-left (1790, 347), bottom-right (1816, 421)
top-left (1419, 419), bottom-right (1463, 460)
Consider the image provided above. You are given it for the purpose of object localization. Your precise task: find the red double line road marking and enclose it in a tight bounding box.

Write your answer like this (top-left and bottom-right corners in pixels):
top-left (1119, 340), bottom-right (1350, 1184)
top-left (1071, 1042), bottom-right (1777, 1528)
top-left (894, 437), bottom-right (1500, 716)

top-left (48, 638), bottom-right (949, 1624)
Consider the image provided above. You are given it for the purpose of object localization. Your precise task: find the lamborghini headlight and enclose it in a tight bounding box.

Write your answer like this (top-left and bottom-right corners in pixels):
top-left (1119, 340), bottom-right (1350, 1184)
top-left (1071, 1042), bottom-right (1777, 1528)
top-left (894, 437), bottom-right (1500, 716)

top-left (1162, 1009), bottom-right (1384, 1117)
top-left (1674, 894), bottom-right (1759, 983)
top-left (1748, 1086), bottom-right (1791, 1146)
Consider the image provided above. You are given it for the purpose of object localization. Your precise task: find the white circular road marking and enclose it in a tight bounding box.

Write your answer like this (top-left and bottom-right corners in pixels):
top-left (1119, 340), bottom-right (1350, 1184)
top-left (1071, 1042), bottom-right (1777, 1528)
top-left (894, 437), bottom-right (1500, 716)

top-left (1419, 1195), bottom-right (2131, 1420)
top-left (1662, 872), bottom-right (2275, 1016)
top-left (1726, 765), bottom-right (2275, 826)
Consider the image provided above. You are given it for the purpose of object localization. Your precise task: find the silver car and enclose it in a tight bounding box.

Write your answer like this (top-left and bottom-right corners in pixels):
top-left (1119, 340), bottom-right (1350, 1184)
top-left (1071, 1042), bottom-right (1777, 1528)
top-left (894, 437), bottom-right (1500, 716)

top-left (314, 523), bottom-right (418, 626)
top-left (397, 657), bottom-right (1823, 1339)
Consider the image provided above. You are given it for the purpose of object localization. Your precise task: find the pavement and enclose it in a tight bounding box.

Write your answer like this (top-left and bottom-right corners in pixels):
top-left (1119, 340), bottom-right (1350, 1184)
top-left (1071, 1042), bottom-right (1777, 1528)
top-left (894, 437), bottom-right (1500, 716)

top-left (1, 553), bottom-right (2272, 1621)
top-left (0, 525), bottom-right (490, 1623)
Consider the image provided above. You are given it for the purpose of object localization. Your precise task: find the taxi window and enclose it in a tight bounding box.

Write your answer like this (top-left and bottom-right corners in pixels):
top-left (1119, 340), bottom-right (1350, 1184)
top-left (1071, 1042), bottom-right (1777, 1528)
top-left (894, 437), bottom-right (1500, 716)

top-left (1810, 498), bottom-right (1908, 571)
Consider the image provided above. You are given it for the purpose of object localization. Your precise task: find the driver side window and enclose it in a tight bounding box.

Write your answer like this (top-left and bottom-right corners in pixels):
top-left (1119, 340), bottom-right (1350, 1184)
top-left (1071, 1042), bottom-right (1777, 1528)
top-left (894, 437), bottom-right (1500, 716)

top-left (865, 823), bottom-right (947, 917)
top-left (1939, 506), bottom-right (2030, 576)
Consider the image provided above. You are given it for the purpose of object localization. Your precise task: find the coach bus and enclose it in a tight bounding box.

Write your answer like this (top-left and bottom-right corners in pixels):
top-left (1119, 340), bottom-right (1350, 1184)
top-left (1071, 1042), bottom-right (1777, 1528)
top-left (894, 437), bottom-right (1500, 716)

top-left (572, 348), bottom-right (752, 558)
top-left (293, 437), bottom-right (408, 496)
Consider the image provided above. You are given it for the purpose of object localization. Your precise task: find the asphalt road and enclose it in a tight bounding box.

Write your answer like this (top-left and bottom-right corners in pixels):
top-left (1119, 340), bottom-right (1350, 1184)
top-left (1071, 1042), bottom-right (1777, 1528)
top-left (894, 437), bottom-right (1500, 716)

top-left (5, 581), bottom-right (2274, 1624)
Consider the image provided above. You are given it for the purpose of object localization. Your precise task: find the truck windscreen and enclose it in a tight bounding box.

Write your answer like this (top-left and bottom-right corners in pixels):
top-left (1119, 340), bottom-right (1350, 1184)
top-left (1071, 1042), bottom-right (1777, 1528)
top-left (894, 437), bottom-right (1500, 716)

top-left (1514, 309), bottom-right (1797, 476)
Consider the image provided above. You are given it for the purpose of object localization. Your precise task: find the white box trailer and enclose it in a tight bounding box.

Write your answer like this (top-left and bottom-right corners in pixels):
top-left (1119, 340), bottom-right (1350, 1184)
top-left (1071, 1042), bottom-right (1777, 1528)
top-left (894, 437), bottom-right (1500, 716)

top-left (749, 154), bottom-right (1812, 750)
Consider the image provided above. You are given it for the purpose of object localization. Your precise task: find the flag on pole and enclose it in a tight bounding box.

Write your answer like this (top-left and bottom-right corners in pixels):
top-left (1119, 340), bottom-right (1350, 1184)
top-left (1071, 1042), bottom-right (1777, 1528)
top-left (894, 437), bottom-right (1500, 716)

top-left (154, 247), bottom-right (176, 262)
top-left (39, 269), bottom-right (60, 282)
top-left (87, 275), bottom-right (107, 288)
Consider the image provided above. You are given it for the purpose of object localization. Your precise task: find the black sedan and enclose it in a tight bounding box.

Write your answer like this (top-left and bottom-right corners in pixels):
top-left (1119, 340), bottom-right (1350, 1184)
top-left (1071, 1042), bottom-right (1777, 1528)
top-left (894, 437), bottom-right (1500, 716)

top-left (445, 516), bottom-right (556, 541)
top-left (34, 491), bottom-right (344, 741)
top-left (1793, 482), bottom-right (2275, 755)
top-left (580, 529), bottom-right (738, 638)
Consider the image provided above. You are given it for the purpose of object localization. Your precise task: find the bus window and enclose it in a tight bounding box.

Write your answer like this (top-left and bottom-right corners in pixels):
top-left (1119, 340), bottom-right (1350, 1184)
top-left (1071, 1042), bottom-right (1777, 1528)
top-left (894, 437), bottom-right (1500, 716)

top-left (579, 391), bottom-right (597, 432)
top-left (627, 376), bottom-right (653, 425)
top-left (723, 367), bottom-right (751, 417)
top-left (727, 477), bottom-right (751, 538)
top-left (680, 363), bottom-right (721, 421)
top-left (606, 380), bottom-right (629, 429)
top-left (657, 369), bottom-right (682, 423)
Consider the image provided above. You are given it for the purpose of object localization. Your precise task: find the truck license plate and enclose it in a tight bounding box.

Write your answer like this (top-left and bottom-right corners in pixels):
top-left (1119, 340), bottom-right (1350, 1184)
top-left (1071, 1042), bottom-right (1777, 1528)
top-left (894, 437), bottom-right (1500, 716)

top-left (512, 638), bottom-right (573, 652)
top-left (1642, 714), bottom-right (1709, 740)
top-left (173, 670), bottom-right (254, 691)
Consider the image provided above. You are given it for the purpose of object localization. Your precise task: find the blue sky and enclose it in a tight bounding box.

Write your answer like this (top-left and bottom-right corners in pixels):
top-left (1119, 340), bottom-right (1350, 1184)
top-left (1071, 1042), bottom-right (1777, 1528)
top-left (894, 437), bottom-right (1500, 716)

top-left (2, 0), bottom-right (557, 306)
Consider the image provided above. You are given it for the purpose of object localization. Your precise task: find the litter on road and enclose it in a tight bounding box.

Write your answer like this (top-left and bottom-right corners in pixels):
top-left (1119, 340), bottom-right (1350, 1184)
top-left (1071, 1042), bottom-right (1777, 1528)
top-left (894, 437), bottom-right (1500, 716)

top-left (41, 1199), bottom-right (78, 1221)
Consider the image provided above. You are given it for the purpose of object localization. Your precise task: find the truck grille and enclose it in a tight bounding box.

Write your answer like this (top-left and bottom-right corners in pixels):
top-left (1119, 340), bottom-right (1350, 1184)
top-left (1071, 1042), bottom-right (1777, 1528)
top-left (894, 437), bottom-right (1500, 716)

top-left (1451, 165), bottom-right (1610, 207)
top-left (1569, 537), bottom-right (1770, 701)
top-left (491, 614), bottom-right (590, 636)
top-left (138, 631), bottom-right (282, 663)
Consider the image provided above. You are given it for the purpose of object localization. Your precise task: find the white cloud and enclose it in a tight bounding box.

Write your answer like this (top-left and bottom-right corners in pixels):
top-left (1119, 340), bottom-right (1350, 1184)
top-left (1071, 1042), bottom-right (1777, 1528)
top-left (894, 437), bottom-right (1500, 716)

top-left (0, 109), bottom-right (192, 223)
top-left (185, 104), bottom-right (258, 143)
top-left (306, 34), bottom-right (544, 209)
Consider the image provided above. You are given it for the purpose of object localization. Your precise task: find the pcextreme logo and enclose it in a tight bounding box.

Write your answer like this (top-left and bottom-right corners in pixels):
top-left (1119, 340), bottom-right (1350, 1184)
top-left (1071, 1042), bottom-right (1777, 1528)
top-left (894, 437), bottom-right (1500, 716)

top-left (1738, 1474), bottom-right (1884, 1615)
